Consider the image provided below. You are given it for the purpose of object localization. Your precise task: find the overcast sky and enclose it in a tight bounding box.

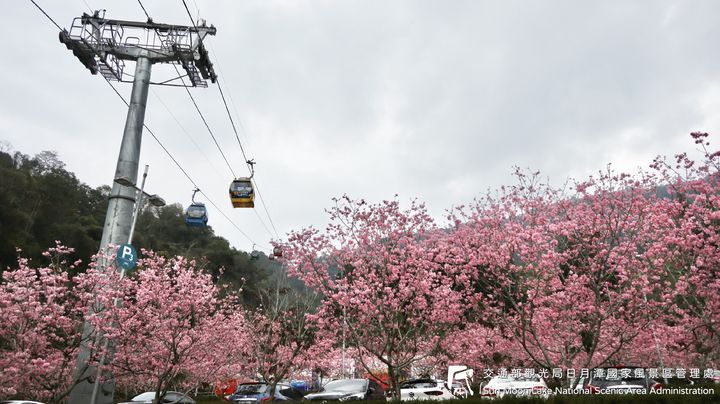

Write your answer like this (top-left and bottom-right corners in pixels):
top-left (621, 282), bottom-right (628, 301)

top-left (3, 0), bottom-right (720, 253)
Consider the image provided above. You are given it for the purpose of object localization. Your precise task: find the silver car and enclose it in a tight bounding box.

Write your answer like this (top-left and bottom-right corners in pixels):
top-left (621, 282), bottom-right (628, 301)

top-left (118, 391), bottom-right (195, 404)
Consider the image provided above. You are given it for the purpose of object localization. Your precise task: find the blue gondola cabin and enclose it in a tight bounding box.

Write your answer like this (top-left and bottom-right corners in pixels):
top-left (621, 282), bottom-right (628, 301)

top-left (185, 202), bottom-right (208, 227)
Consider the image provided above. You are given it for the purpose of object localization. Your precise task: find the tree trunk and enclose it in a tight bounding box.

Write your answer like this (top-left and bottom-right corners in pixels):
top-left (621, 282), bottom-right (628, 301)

top-left (269, 379), bottom-right (278, 401)
top-left (388, 363), bottom-right (401, 401)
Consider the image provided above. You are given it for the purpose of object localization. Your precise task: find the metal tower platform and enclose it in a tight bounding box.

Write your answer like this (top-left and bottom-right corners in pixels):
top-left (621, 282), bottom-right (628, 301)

top-left (59, 10), bottom-right (217, 87)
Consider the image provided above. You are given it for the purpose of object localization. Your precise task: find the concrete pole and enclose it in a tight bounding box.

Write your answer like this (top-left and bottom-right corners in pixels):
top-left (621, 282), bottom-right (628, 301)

top-left (69, 57), bottom-right (152, 404)
top-left (89, 164), bottom-right (149, 404)
top-left (100, 57), bottom-right (151, 255)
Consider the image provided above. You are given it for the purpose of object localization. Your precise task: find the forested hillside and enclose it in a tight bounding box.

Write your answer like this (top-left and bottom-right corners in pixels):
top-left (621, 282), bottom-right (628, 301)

top-left (0, 147), bottom-right (273, 304)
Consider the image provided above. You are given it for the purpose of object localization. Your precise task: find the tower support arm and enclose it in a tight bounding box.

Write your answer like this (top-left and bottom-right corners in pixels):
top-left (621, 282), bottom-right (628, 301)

top-left (80, 13), bottom-right (216, 35)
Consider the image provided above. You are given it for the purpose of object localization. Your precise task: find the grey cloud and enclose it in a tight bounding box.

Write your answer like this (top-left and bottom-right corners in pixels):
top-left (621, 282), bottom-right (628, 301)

top-left (3, 0), bottom-right (720, 252)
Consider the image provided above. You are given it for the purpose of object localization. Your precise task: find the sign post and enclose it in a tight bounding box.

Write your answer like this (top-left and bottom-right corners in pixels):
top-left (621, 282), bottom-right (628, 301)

top-left (116, 243), bottom-right (138, 271)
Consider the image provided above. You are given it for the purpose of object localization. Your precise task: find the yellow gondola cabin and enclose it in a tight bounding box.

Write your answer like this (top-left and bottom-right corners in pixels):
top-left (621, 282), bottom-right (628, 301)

top-left (229, 178), bottom-right (255, 208)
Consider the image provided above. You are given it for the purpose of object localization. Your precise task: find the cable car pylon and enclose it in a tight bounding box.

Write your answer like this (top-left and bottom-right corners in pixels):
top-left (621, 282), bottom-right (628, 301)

top-left (58, 11), bottom-right (218, 404)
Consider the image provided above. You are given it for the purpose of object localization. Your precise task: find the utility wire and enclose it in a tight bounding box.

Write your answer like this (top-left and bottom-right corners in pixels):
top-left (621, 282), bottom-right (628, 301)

top-left (30, 0), bottom-right (266, 249)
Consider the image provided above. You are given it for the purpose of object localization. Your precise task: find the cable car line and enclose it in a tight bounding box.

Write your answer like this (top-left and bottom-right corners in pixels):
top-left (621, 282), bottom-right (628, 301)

top-left (29, 0), bottom-right (62, 30)
top-left (171, 64), bottom-right (277, 238)
top-left (173, 64), bottom-right (237, 178)
top-left (32, 0), bottom-right (273, 250)
top-left (209, 46), bottom-right (256, 155)
top-left (217, 80), bottom-right (281, 238)
top-left (150, 88), bottom-right (226, 180)
top-left (252, 179), bottom-right (280, 238)
top-left (211, 59), bottom-right (280, 240)
top-left (103, 76), bottom-right (263, 247)
top-left (141, 0), bottom-right (279, 243)
top-left (217, 80), bottom-right (251, 164)
top-left (136, 0), bottom-right (150, 20)
top-left (180, 0), bottom-right (282, 240)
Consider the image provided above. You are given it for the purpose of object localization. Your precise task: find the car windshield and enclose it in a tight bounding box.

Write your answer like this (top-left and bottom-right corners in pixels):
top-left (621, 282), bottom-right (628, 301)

top-left (231, 181), bottom-right (252, 192)
top-left (323, 379), bottom-right (367, 392)
top-left (235, 384), bottom-right (268, 393)
top-left (132, 392), bottom-right (157, 401)
top-left (402, 380), bottom-right (438, 389)
top-left (187, 206), bottom-right (205, 217)
top-left (279, 386), bottom-right (304, 400)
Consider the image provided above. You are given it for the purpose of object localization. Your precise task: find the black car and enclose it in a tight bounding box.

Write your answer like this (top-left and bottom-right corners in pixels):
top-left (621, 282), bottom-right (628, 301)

top-left (304, 379), bottom-right (385, 401)
top-left (574, 367), bottom-right (662, 394)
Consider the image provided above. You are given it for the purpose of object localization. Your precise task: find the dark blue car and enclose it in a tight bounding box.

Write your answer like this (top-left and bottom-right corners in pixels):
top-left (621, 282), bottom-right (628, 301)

top-left (229, 382), bottom-right (304, 404)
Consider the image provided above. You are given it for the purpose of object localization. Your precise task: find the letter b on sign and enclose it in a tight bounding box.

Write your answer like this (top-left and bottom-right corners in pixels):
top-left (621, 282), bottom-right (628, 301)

top-left (116, 243), bottom-right (138, 270)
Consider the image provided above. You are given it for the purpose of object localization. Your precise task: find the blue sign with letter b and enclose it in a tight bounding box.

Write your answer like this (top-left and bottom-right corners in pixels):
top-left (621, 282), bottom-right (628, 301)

top-left (116, 243), bottom-right (138, 270)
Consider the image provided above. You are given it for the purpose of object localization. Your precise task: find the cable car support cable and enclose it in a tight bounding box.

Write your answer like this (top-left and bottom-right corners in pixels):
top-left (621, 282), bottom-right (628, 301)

top-left (180, 0), bottom-right (281, 239)
top-left (31, 0), bottom-right (269, 250)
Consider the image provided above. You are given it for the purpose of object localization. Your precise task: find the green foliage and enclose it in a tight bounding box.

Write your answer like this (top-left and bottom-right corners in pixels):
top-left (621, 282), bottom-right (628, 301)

top-left (0, 149), bottom-right (105, 269)
top-left (0, 148), bottom-right (281, 305)
top-left (131, 202), bottom-right (274, 305)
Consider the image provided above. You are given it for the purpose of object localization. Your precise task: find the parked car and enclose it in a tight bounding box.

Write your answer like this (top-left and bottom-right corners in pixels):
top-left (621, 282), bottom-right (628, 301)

top-left (398, 378), bottom-right (458, 401)
top-left (290, 380), bottom-right (313, 393)
top-left (229, 382), bottom-right (304, 403)
top-left (118, 391), bottom-right (195, 404)
top-left (573, 367), bottom-right (662, 394)
top-left (304, 379), bottom-right (385, 401)
top-left (480, 375), bottom-right (551, 399)
top-left (0, 401), bottom-right (46, 404)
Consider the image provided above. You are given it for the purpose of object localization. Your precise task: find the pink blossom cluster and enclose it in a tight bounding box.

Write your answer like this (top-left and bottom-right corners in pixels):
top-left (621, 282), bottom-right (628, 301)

top-left (282, 133), bottom-right (720, 391)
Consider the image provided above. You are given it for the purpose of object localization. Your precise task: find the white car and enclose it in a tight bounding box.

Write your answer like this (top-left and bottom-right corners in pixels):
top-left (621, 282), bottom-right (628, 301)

top-left (479, 375), bottom-right (551, 399)
top-left (399, 379), bottom-right (458, 401)
top-left (118, 391), bottom-right (196, 404)
top-left (0, 401), bottom-right (46, 404)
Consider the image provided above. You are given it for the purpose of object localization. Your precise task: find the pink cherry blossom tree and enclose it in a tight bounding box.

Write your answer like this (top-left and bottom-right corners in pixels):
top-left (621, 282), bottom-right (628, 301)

top-left (448, 167), bottom-right (673, 374)
top-left (229, 274), bottom-right (321, 399)
top-left (648, 132), bottom-right (720, 368)
top-left (93, 252), bottom-right (238, 403)
top-left (285, 196), bottom-right (473, 398)
top-left (442, 324), bottom-right (515, 371)
top-left (0, 243), bottom-right (100, 404)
